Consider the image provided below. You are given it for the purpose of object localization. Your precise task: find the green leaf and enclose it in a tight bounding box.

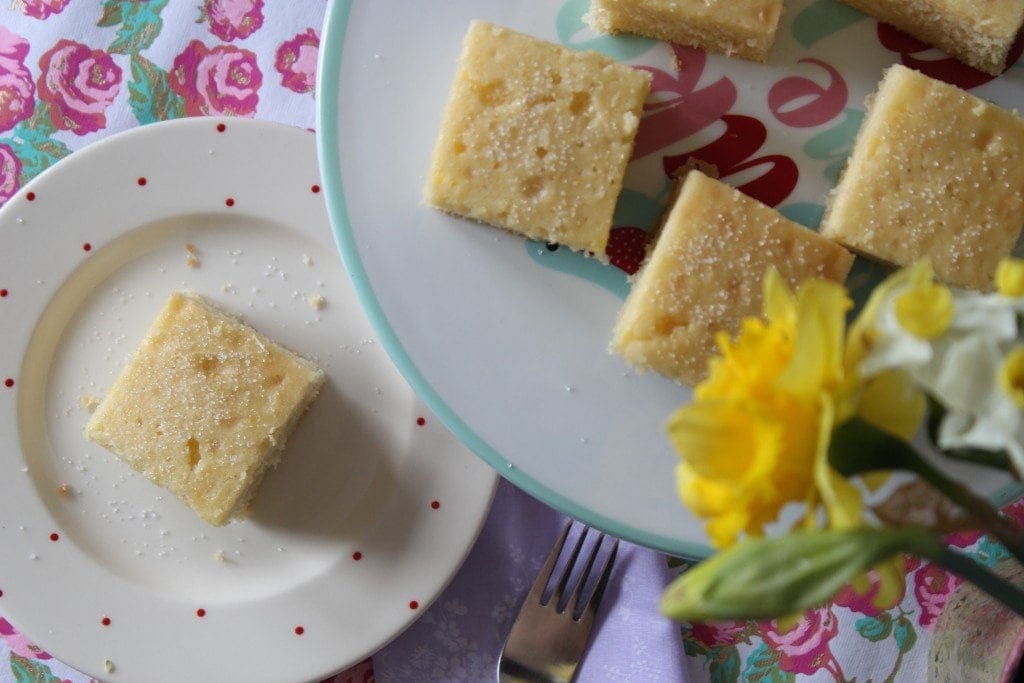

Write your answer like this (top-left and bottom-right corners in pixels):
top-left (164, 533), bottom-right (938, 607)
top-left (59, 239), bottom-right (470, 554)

top-left (128, 54), bottom-right (185, 124)
top-left (893, 616), bottom-right (917, 653)
top-left (660, 527), bottom-right (942, 622)
top-left (18, 101), bottom-right (56, 140)
top-left (681, 628), bottom-right (710, 657)
top-left (828, 415), bottom-right (922, 476)
top-left (708, 644), bottom-right (741, 683)
top-left (742, 643), bottom-right (795, 682)
top-left (10, 653), bottom-right (64, 683)
top-left (2, 115), bottom-right (71, 186)
top-left (97, 0), bottom-right (123, 27)
top-left (855, 614), bottom-right (892, 642)
top-left (108, 0), bottom-right (169, 55)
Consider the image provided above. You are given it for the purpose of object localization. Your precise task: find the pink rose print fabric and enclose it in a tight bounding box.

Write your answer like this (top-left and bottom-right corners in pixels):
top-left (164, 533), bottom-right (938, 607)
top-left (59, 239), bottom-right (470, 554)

top-left (37, 39), bottom-right (121, 134)
top-left (760, 607), bottom-right (840, 676)
top-left (0, 27), bottom-right (35, 133)
top-left (833, 566), bottom-right (908, 617)
top-left (202, 0), bottom-right (264, 42)
top-left (275, 28), bottom-right (318, 95)
top-left (19, 0), bottom-right (71, 20)
top-left (0, 143), bottom-right (21, 203)
top-left (914, 563), bottom-right (962, 628)
top-left (170, 40), bottom-right (261, 117)
top-left (0, 618), bottom-right (51, 660)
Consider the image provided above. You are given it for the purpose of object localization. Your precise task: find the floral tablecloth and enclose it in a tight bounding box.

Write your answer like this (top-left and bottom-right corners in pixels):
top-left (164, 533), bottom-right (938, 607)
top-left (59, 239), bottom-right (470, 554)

top-left (0, 1), bottom-right (1017, 682)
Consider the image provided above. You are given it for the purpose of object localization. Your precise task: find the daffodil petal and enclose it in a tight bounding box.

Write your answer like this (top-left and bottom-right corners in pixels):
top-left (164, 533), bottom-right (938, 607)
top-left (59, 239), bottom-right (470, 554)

top-left (858, 370), bottom-right (926, 440)
top-left (814, 396), bottom-right (863, 529)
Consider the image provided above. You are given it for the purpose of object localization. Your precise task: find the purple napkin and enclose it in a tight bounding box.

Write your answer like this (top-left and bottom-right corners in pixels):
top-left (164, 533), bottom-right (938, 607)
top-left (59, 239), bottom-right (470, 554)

top-left (374, 479), bottom-right (690, 682)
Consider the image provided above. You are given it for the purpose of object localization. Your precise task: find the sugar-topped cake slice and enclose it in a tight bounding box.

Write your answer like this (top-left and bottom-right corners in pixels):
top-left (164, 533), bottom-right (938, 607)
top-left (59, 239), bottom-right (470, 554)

top-left (822, 65), bottom-right (1024, 291)
top-left (424, 20), bottom-right (651, 258)
top-left (585, 0), bottom-right (784, 63)
top-left (612, 171), bottom-right (854, 385)
top-left (839, 0), bottom-right (1024, 75)
top-left (84, 292), bottom-right (324, 525)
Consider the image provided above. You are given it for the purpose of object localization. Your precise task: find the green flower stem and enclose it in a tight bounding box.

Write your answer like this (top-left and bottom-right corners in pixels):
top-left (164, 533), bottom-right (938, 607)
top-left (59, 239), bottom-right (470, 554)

top-left (932, 548), bottom-right (1024, 619)
top-left (830, 417), bottom-right (1024, 566)
top-left (905, 452), bottom-right (1024, 566)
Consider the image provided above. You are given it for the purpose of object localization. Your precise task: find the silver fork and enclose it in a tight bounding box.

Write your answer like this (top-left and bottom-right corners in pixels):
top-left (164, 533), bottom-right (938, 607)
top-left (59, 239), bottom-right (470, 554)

top-left (498, 522), bottom-right (620, 683)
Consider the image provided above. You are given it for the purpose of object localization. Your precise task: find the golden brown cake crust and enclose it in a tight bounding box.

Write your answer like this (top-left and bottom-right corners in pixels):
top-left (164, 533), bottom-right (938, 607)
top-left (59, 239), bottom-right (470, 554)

top-left (84, 292), bottom-right (324, 525)
top-left (585, 0), bottom-right (784, 62)
top-left (424, 20), bottom-right (651, 258)
top-left (839, 0), bottom-right (1024, 75)
top-left (821, 65), bottom-right (1024, 291)
top-left (613, 172), bottom-right (854, 385)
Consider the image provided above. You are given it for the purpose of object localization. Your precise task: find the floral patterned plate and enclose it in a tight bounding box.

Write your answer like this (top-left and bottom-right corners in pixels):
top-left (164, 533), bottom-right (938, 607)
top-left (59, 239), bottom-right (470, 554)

top-left (317, 0), bottom-right (1023, 560)
top-left (0, 118), bottom-right (496, 682)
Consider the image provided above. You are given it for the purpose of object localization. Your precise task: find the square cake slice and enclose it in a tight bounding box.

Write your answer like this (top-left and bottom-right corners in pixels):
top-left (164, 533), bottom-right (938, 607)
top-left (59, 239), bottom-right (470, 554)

top-left (821, 64), bottom-right (1024, 291)
top-left (84, 292), bottom-right (324, 525)
top-left (839, 0), bottom-right (1024, 75)
top-left (612, 171), bottom-right (854, 385)
top-left (585, 0), bottom-right (784, 63)
top-left (424, 20), bottom-right (651, 259)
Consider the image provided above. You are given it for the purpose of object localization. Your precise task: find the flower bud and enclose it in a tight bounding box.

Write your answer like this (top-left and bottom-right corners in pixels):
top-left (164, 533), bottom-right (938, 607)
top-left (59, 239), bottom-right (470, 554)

top-left (660, 527), bottom-right (939, 622)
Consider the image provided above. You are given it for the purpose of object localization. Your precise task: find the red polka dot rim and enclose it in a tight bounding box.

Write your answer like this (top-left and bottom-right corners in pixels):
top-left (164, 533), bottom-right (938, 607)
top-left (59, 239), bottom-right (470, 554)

top-left (0, 116), bottom-right (497, 681)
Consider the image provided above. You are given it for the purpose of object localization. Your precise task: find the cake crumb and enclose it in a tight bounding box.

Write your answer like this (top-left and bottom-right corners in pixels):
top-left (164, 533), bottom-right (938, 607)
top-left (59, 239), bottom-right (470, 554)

top-left (307, 294), bottom-right (327, 310)
top-left (213, 550), bottom-right (226, 563)
top-left (57, 483), bottom-right (73, 497)
top-left (78, 394), bottom-right (101, 413)
top-left (302, 254), bottom-right (313, 266)
top-left (104, 659), bottom-right (115, 674)
top-left (185, 243), bottom-right (200, 268)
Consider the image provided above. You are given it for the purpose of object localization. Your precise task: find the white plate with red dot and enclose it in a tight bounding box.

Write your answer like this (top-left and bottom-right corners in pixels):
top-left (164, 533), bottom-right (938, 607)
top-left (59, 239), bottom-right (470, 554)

top-left (0, 118), bottom-right (496, 682)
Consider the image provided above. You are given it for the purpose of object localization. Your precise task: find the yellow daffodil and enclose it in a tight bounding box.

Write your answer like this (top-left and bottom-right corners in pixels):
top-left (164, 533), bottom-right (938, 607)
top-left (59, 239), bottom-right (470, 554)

top-left (668, 269), bottom-right (858, 548)
top-left (1001, 347), bottom-right (1024, 409)
top-left (997, 257), bottom-right (1024, 297)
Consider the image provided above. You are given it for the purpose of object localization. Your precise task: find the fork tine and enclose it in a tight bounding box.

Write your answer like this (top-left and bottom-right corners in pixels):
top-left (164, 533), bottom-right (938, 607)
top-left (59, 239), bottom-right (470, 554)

top-left (580, 539), bottom-right (619, 621)
top-left (499, 524), bottom-right (621, 683)
top-left (550, 525), bottom-right (589, 609)
top-left (567, 532), bottom-right (604, 619)
top-left (526, 522), bottom-right (572, 607)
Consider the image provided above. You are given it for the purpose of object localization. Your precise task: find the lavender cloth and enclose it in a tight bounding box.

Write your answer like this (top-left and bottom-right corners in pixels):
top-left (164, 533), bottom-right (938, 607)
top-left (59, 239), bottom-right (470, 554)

top-left (375, 480), bottom-right (691, 682)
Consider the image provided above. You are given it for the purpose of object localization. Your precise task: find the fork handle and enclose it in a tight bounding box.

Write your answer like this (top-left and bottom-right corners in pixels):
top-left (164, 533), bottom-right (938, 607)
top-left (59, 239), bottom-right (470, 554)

top-left (499, 658), bottom-right (575, 683)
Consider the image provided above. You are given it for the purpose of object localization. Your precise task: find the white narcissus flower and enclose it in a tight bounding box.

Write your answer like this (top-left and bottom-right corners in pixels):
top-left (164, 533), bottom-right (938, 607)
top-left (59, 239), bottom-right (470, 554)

top-left (852, 259), bottom-right (1024, 477)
